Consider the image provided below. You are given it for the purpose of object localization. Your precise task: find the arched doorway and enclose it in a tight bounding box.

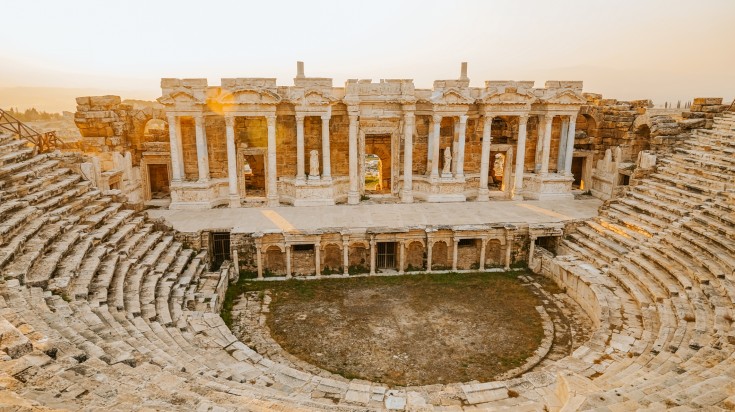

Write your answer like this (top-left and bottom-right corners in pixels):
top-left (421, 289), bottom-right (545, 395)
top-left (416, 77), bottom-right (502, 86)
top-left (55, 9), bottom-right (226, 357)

top-left (364, 135), bottom-right (392, 194)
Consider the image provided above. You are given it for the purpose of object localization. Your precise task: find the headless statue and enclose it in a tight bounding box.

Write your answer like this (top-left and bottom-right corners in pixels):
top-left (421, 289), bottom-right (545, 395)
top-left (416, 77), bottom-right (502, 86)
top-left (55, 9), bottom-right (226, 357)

top-left (309, 149), bottom-right (320, 179)
top-left (442, 147), bottom-right (452, 175)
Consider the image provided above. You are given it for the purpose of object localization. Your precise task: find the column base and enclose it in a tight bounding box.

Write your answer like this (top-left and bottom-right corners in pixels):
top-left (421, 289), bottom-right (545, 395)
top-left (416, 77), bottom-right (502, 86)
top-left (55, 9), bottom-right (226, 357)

top-left (401, 190), bottom-right (413, 203)
top-left (267, 195), bottom-right (279, 207)
top-left (347, 191), bottom-right (360, 205)
top-left (228, 195), bottom-right (240, 208)
top-left (477, 188), bottom-right (490, 202)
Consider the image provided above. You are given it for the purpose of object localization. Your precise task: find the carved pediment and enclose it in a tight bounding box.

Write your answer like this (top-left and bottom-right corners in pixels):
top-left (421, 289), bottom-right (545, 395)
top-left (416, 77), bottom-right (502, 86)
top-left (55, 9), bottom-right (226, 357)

top-left (289, 88), bottom-right (337, 106)
top-left (478, 88), bottom-right (537, 105)
top-left (218, 87), bottom-right (282, 105)
top-left (431, 87), bottom-right (473, 105)
top-left (542, 89), bottom-right (587, 105)
top-left (157, 89), bottom-right (205, 105)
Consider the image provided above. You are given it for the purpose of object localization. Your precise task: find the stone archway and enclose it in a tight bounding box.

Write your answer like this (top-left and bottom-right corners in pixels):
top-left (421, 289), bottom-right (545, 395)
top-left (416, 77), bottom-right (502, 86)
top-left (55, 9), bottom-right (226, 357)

top-left (322, 243), bottom-right (342, 274)
top-left (405, 241), bottom-right (425, 271)
top-left (431, 241), bottom-right (450, 270)
top-left (264, 245), bottom-right (286, 276)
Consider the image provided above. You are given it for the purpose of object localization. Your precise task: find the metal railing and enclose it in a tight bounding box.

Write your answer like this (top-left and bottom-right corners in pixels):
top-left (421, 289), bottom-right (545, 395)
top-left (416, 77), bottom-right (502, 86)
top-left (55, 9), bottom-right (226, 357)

top-left (0, 108), bottom-right (64, 153)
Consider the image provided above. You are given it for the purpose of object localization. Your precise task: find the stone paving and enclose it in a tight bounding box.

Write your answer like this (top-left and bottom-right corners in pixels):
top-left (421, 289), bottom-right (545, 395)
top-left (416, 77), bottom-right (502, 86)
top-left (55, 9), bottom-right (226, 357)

top-left (148, 197), bottom-right (601, 234)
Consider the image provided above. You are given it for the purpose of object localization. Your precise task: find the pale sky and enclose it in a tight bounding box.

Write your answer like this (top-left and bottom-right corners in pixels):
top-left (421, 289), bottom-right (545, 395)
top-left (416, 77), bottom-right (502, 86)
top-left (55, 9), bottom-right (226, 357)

top-left (1, 0), bottom-right (734, 111)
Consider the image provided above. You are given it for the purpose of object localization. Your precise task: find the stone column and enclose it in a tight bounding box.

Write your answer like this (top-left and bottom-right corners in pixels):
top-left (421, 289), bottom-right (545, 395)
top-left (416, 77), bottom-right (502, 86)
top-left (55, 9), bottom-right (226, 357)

top-left (315, 242), bottom-right (321, 276)
top-left (540, 115), bottom-right (553, 175)
top-left (342, 239), bottom-right (350, 276)
top-left (194, 114), bottom-right (210, 182)
top-left (295, 114), bottom-right (305, 181)
top-left (402, 111), bottom-right (415, 203)
top-left (452, 238), bottom-right (459, 271)
top-left (369, 237), bottom-right (376, 275)
top-left (504, 231), bottom-right (513, 270)
top-left (456, 115), bottom-right (468, 178)
top-left (398, 241), bottom-right (405, 274)
top-left (285, 244), bottom-right (292, 278)
top-left (167, 114), bottom-right (183, 181)
top-left (256, 245), bottom-right (263, 279)
top-left (557, 116), bottom-right (570, 173)
top-left (426, 240), bottom-right (433, 273)
top-left (232, 249), bottom-right (239, 276)
top-left (564, 114), bottom-right (578, 175)
top-left (426, 116), bottom-right (434, 173)
top-left (513, 115), bottom-right (529, 199)
top-left (479, 238), bottom-right (488, 270)
top-left (348, 114), bottom-right (359, 204)
top-left (534, 115), bottom-right (545, 173)
top-left (478, 114), bottom-right (493, 201)
top-left (266, 115), bottom-right (278, 207)
top-left (321, 113), bottom-right (332, 180)
top-left (225, 115), bottom-right (239, 207)
top-left (528, 235), bottom-right (537, 267)
top-left (430, 115), bottom-right (441, 178)
top-left (503, 147), bottom-right (514, 198)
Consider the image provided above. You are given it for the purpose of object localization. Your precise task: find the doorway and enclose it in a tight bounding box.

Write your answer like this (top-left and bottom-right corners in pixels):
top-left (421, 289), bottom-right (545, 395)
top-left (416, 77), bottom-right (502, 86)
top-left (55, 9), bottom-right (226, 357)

top-left (242, 153), bottom-right (266, 197)
top-left (376, 242), bottom-right (397, 270)
top-left (571, 157), bottom-right (585, 189)
top-left (209, 232), bottom-right (231, 271)
top-left (364, 135), bottom-right (392, 194)
top-left (148, 164), bottom-right (170, 199)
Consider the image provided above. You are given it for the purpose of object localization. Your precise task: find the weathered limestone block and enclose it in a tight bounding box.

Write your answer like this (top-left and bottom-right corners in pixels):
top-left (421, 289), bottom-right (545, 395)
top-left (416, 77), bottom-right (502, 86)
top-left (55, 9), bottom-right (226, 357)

top-left (0, 319), bottom-right (33, 359)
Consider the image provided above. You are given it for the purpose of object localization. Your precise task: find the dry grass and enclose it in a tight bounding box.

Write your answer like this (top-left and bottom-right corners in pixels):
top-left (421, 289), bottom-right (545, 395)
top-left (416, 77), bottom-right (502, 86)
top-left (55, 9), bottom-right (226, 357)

top-left (237, 271), bottom-right (545, 386)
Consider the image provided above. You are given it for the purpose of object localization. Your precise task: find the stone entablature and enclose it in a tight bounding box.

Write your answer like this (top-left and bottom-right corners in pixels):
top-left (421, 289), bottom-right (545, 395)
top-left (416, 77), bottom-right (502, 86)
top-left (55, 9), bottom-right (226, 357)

top-left (157, 62), bottom-right (586, 209)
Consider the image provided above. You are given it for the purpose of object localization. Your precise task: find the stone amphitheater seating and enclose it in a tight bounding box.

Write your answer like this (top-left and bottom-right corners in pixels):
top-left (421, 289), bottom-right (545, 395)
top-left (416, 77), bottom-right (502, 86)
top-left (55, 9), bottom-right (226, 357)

top-left (0, 112), bottom-right (734, 410)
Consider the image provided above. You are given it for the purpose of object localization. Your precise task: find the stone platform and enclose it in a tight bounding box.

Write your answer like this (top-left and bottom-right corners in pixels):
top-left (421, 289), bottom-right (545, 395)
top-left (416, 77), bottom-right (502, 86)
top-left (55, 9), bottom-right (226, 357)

top-left (147, 198), bottom-right (601, 234)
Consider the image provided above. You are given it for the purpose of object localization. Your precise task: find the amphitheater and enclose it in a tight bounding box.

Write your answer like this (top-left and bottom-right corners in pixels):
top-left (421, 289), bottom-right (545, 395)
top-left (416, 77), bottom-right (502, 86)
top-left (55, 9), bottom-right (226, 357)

top-left (1, 65), bottom-right (735, 411)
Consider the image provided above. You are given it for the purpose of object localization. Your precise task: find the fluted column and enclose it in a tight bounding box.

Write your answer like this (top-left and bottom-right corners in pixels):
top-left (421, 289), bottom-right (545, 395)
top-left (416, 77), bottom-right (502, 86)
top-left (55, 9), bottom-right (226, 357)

top-left (321, 113), bottom-right (332, 180)
top-left (557, 116), bottom-right (570, 173)
top-left (540, 115), bottom-right (553, 175)
top-left (194, 114), bottom-right (210, 182)
top-left (402, 111), bottom-right (415, 203)
top-left (266, 115), bottom-right (278, 207)
top-left (167, 114), bottom-right (183, 181)
top-left (347, 113), bottom-right (359, 204)
top-left (224, 115), bottom-right (239, 207)
top-left (478, 114), bottom-right (493, 201)
top-left (295, 114), bottom-right (305, 181)
top-left (431, 114), bottom-right (441, 178)
top-left (456, 115), bottom-right (468, 178)
top-left (564, 114), bottom-right (578, 175)
top-left (513, 115), bottom-right (529, 199)
top-left (534, 115), bottom-right (545, 173)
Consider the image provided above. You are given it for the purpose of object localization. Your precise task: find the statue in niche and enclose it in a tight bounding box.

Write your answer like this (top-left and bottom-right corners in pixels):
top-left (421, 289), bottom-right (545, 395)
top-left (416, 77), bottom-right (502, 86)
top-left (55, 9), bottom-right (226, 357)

top-left (442, 147), bottom-right (452, 176)
top-left (309, 149), bottom-right (320, 179)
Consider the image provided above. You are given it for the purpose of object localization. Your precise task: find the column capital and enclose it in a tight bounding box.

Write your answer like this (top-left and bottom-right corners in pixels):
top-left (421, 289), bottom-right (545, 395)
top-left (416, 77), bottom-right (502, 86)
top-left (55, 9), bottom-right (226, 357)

top-left (403, 111), bottom-right (415, 121)
top-left (569, 113), bottom-right (578, 121)
top-left (321, 113), bottom-right (331, 121)
top-left (193, 113), bottom-right (204, 121)
top-left (224, 114), bottom-right (235, 127)
top-left (432, 114), bottom-right (442, 123)
top-left (167, 113), bottom-right (177, 122)
top-left (295, 113), bottom-right (305, 121)
top-left (459, 114), bottom-right (468, 124)
top-left (518, 113), bottom-right (530, 122)
top-left (266, 114), bottom-right (277, 125)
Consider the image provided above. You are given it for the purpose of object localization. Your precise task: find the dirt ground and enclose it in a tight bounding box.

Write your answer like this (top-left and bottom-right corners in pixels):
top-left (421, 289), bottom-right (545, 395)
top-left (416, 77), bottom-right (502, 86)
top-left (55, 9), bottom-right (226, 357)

top-left (244, 272), bottom-right (549, 386)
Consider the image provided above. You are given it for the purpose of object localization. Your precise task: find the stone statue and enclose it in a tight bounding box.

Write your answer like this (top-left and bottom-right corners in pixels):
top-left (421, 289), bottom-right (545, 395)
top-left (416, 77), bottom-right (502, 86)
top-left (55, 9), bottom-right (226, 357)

top-left (442, 147), bottom-right (452, 175)
top-left (309, 149), bottom-right (320, 179)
